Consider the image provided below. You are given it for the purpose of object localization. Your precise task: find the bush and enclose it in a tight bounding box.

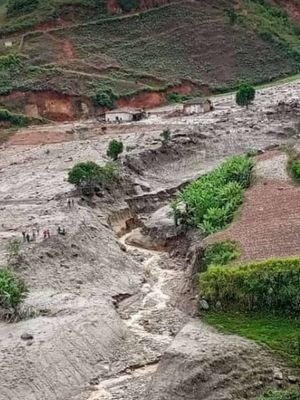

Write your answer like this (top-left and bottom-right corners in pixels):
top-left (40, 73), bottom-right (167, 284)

top-left (107, 139), bottom-right (124, 161)
top-left (258, 390), bottom-right (300, 400)
top-left (199, 257), bottom-right (300, 315)
top-left (0, 269), bottom-right (27, 311)
top-left (180, 155), bottom-right (253, 234)
top-left (0, 108), bottom-right (32, 127)
top-left (7, 0), bottom-right (39, 16)
top-left (0, 54), bottom-right (21, 70)
top-left (117, 0), bottom-right (139, 12)
top-left (236, 84), bottom-right (256, 108)
top-left (167, 92), bottom-right (191, 104)
top-left (202, 241), bottom-right (239, 271)
top-left (93, 87), bottom-right (117, 109)
top-left (68, 161), bottom-right (118, 194)
top-left (288, 160), bottom-right (300, 183)
top-left (160, 128), bottom-right (171, 142)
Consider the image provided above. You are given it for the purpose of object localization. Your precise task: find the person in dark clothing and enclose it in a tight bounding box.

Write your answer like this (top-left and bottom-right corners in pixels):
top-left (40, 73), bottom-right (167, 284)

top-left (26, 233), bottom-right (30, 243)
top-left (22, 231), bottom-right (26, 242)
top-left (67, 199), bottom-right (71, 208)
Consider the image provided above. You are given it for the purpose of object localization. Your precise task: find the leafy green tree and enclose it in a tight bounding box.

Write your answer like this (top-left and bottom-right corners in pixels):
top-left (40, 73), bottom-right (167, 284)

top-left (236, 84), bottom-right (256, 108)
top-left (93, 87), bottom-right (117, 109)
top-left (107, 140), bottom-right (124, 161)
top-left (68, 161), bottom-right (119, 195)
top-left (68, 161), bottom-right (101, 187)
top-left (7, 0), bottom-right (39, 16)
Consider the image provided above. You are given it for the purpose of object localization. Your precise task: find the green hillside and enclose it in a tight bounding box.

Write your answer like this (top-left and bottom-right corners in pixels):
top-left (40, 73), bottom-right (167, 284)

top-left (0, 0), bottom-right (300, 114)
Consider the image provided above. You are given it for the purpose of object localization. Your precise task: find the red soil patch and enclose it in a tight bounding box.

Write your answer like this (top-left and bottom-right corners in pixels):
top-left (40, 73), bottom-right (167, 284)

top-left (7, 130), bottom-right (71, 146)
top-left (117, 91), bottom-right (165, 109)
top-left (107, 0), bottom-right (121, 13)
top-left (117, 82), bottom-right (195, 109)
top-left (270, 0), bottom-right (300, 22)
top-left (208, 181), bottom-right (300, 262)
top-left (0, 91), bottom-right (93, 121)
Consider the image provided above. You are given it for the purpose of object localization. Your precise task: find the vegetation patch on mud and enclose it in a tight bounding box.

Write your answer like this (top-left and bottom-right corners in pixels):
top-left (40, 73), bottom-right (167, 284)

top-left (202, 312), bottom-right (300, 369)
top-left (178, 155), bottom-right (253, 234)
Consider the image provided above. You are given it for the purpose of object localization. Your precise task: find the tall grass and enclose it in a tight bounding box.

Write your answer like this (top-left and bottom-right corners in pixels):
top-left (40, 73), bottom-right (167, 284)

top-left (200, 257), bottom-right (300, 315)
top-left (180, 156), bottom-right (253, 234)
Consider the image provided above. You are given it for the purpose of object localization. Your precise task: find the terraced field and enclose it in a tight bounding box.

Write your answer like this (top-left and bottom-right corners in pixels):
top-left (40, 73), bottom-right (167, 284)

top-left (0, 0), bottom-right (300, 119)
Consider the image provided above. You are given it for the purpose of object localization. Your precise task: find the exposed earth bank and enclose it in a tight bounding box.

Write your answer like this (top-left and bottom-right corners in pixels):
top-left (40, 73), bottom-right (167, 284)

top-left (0, 81), bottom-right (300, 400)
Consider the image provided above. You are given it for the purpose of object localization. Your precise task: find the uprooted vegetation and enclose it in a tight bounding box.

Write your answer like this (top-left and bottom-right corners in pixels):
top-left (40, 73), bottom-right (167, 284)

top-left (177, 155), bottom-right (253, 234)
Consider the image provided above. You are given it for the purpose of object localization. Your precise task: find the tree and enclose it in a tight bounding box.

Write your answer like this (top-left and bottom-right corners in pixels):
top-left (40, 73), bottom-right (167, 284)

top-left (68, 161), bottom-right (119, 195)
top-left (235, 84), bottom-right (256, 108)
top-left (68, 161), bottom-right (101, 188)
top-left (93, 87), bottom-right (117, 109)
top-left (107, 140), bottom-right (124, 161)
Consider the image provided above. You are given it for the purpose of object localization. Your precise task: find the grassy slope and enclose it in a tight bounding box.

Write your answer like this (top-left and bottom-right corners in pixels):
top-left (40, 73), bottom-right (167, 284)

top-left (0, 0), bottom-right (300, 99)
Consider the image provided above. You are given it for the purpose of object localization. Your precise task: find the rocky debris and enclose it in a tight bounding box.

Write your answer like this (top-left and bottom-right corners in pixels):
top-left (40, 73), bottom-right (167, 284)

top-left (146, 321), bottom-right (292, 400)
top-left (20, 332), bottom-right (34, 341)
top-left (199, 299), bottom-right (209, 310)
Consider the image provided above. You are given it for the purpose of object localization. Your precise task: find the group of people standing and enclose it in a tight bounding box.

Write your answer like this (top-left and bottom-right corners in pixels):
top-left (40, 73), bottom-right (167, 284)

top-left (22, 227), bottom-right (50, 243)
top-left (21, 198), bottom-right (73, 244)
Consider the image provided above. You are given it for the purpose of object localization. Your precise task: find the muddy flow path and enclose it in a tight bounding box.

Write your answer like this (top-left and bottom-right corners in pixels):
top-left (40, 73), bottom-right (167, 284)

top-left (85, 227), bottom-right (192, 399)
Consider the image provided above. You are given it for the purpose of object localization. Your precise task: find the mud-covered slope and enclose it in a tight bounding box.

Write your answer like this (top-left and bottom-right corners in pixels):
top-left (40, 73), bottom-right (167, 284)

top-left (1, 0), bottom-right (300, 119)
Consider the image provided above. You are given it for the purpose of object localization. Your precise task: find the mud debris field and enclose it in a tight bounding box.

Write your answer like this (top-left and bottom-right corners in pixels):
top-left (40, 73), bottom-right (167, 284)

top-left (0, 81), bottom-right (300, 400)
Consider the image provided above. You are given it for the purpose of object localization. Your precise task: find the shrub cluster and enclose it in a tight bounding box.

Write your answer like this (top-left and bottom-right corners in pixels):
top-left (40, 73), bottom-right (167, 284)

top-left (202, 241), bottom-right (239, 271)
top-left (7, 0), bottom-right (39, 17)
top-left (0, 108), bottom-right (32, 127)
top-left (180, 156), bottom-right (253, 234)
top-left (0, 269), bottom-right (27, 312)
top-left (68, 161), bottom-right (118, 195)
top-left (93, 87), bottom-right (117, 109)
top-left (0, 54), bottom-right (21, 70)
top-left (288, 159), bottom-right (300, 183)
top-left (199, 257), bottom-right (300, 315)
top-left (258, 390), bottom-right (300, 400)
top-left (167, 92), bottom-right (191, 104)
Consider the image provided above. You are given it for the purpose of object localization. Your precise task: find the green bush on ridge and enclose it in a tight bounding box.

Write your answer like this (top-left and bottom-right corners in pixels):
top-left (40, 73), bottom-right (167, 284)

top-left (199, 257), bottom-right (300, 315)
top-left (179, 155), bottom-right (253, 234)
top-left (0, 269), bottom-right (27, 312)
top-left (202, 241), bottom-right (240, 271)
